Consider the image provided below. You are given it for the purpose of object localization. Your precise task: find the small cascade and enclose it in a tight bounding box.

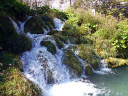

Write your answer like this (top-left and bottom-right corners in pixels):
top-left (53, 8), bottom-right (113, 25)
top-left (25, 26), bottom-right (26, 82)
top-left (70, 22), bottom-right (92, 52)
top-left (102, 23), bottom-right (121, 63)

top-left (93, 50), bottom-right (113, 74)
top-left (9, 16), bottom-right (110, 96)
top-left (53, 18), bottom-right (65, 31)
top-left (10, 16), bottom-right (32, 34)
top-left (9, 17), bottom-right (22, 34)
top-left (18, 16), bottom-right (32, 33)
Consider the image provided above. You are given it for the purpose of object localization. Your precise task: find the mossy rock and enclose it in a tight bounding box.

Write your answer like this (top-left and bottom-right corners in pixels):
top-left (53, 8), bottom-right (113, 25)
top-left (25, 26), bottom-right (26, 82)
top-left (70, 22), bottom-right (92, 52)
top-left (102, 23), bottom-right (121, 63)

top-left (0, 15), bottom-right (32, 54)
top-left (46, 22), bottom-right (53, 31)
top-left (53, 34), bottom-right (67, 44)
top-left (78, 44), bottom-right (100, 70)
top-left (85, 64), bottom-right (93, 75)
top-left (0, 15), bottom-right (18, 47)
top-left (6, 34), bottom-right (32, 54)
top-left (63, 50), bottom-right (82, 76)
top-left (48, 30), bottom-right (60, 35)
top-left (24, 16), bottom-right (44, 34)
top-left (1, 68), bottom-right (41, 96)
top-left (90, 59), bottom-right (100, 70)
top-left (54, 37), bottom-right (64, 49)
top-left (41, 13), bottom-right (55, 27)
top-left (66, 45), bottom-right (78, 52)
top-left (40, 41), bottom-right (56, 54)
top-left (105, 57), bottom-right (128, 68)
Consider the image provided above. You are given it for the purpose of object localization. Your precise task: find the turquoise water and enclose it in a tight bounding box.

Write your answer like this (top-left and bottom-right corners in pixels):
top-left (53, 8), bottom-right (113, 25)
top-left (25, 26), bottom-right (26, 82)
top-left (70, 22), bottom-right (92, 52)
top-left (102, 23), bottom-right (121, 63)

top-left (89, 66), bottom-right (128, 96)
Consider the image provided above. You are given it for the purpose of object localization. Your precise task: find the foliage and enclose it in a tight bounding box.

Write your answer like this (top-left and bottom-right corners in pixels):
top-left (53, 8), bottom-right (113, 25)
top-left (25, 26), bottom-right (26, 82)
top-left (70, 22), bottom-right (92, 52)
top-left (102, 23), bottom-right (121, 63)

top-left (112, 29), bottom-right (128, 58)
top-left (0, 0), bottom-right (30, 21)
top-left (52, 9), bottom-right (68, 20)
top-left (36, 5), bottom-right (68, 21)
top-left (0, 68), bottom-right (41, 96)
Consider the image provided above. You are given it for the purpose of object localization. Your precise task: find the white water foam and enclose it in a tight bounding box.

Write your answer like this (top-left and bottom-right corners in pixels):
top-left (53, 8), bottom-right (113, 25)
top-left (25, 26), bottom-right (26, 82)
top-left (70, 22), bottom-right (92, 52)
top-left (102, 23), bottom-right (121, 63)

top-left (49, 79), bottom-right (104, 96)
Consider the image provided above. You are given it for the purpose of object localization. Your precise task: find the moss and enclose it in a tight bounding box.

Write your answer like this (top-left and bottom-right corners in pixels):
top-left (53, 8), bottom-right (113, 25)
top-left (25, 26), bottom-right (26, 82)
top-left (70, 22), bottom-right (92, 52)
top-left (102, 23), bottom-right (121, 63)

top-left (54, 37), bottom-right (64, 49)
top-left (54, 34), bottom-right (68, 44)
top-left (105, 57), bottom-right (128, 68)
top-left (40, 41), bottom-right (56, 55)
top-left (6, 34), bottom-right (32, 54)
top-left (85, 64), bottom-right (93, 75)
top-left (41, 13), bottom-right (55, 27)
top-left (1, 68), bottom-right (41, 96)
top-left (66, 45), bottom-right (78, 52)
top-left (46, 22), bottom-right (53, 31)
top-left (25, 16), bottom-right (44, 34)
top-left (0, 15), bottom-right (32, 54)
top-left (78, 44), bottom-right (100, 70)
top-left (63, 50), bottom-right (81, 76)
top-left (48, 30), bottom-right (60, 35)
top-left (68, 36), bottom-right (93, 44)
top-left (0, 52), bottom-right (22, 72)
top-left (0, 15), bottom-right (18, 47)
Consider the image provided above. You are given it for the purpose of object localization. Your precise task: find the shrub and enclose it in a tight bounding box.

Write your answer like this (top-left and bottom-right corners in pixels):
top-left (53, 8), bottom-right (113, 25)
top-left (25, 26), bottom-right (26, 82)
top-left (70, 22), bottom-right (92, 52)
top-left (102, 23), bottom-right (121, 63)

top-left (0, 0), bottom-right (30, 21)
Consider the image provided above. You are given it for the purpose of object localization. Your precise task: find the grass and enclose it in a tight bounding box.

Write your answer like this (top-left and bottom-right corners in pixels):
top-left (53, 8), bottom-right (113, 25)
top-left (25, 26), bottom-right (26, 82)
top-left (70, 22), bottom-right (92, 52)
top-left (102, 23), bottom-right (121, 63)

top-left (0, 68), bottom-right (41, 96)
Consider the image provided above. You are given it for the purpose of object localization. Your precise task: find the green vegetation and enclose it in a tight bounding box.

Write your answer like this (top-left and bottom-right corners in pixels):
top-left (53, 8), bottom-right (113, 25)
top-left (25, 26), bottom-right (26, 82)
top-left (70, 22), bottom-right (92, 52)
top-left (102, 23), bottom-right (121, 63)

top-left (63, 50), bottom-right (82, 76)
top-left (1, 0), bottom-right (128, 95)
top-left (0, 0), bottom-right (30, 21)
top-left (40, 41), bottom-right (57, 54)
top-left (0, 15), bottom-right (32, 54)
top-left (105, 57), bottom-right (128, 68)
top-left (25, 16), bottom-right (44, 34)
top-left (0, 68), bottom-right (41, 96)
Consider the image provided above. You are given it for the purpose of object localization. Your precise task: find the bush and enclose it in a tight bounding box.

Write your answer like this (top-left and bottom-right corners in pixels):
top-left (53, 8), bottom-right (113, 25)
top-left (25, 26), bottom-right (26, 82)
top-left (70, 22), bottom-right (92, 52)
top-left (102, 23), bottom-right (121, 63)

top-left (0, 0), bottom-right (30, 21)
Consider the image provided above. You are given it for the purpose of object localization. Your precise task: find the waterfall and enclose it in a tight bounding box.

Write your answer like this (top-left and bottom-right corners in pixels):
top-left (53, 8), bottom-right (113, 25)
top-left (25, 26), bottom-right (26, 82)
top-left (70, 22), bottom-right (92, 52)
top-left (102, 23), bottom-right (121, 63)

top-left (10, 16), bottom-right (109, 96)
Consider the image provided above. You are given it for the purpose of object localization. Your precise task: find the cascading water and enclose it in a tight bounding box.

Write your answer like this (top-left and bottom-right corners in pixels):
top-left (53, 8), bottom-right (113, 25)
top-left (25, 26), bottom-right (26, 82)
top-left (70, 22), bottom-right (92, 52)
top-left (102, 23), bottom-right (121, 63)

top-left (10, 17), bottom-right (113, 96)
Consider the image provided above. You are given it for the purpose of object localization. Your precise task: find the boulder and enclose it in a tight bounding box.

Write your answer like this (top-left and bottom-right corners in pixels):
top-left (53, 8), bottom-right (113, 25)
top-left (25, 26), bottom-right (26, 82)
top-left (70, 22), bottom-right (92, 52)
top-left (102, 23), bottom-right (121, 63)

top-left (48, 30), bottom-right (60, 35)
top-left (54, 37), bottom-right (64, 49)
top-left (0, 15), bottom-right (32, 54)
top-left (24, 16), bottom-right (44, 34)
top-left (40, 41), bottom-right (57, 55)
top-left (63, 50), bottom-right (82, 76)
top-left (78, 44), bottom-right (100, 70)
top-left (105, 57), bottom-right (128, 68)
top-left (85, 64), bottom-right (93, 75)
